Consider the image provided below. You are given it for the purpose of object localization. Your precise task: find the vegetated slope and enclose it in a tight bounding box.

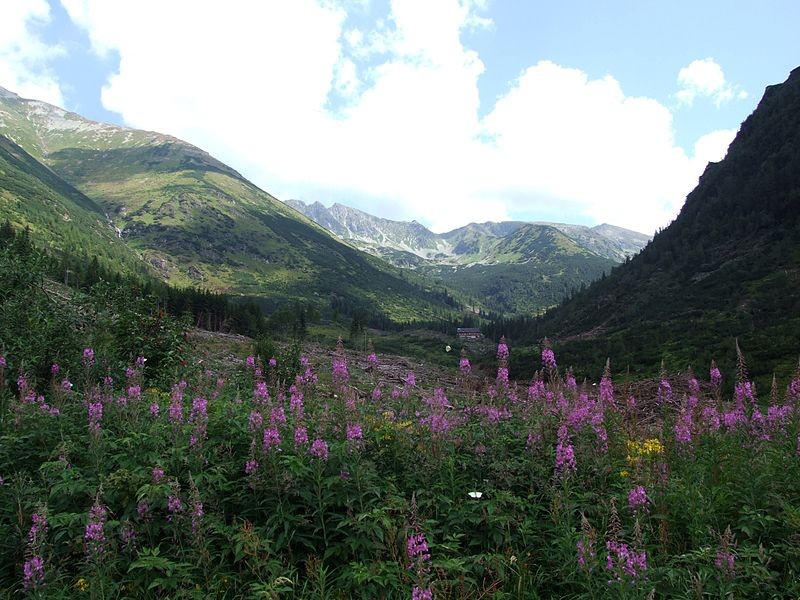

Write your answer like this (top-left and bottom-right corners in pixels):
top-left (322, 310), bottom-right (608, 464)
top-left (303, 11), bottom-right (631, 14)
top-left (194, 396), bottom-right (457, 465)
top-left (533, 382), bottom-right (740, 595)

top-left (0, 86), bottom-right (459, 322)
top-left (532, 66), bottom-right (800, 381)
top-left (0, 134), bottom-right (148, 276)
top-left (288, 200), bottom-right (646, 315)
top-left (428, 224), bottom-right (617, 315)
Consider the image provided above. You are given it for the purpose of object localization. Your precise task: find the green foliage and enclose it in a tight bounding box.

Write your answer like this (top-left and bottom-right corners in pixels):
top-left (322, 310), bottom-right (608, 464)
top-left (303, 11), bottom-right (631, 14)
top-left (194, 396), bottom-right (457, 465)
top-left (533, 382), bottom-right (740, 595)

top-left (252, 336), bottom-right (302, 385)
top-left (2, 342), bottom-right (800, 598)
top-left (0, 234), bottom-right (83, 387)
top-left (89, 281), bottom-right (190, 382)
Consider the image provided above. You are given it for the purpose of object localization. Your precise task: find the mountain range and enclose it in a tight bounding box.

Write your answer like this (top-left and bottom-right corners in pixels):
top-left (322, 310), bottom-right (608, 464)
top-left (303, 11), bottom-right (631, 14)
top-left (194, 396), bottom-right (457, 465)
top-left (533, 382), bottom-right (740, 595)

top-left (0, 83), bottom-right (649, 320)
top-left (287, 199), bottom-right (650, 314)
top-left (0, 86), bottom-right (461, 322)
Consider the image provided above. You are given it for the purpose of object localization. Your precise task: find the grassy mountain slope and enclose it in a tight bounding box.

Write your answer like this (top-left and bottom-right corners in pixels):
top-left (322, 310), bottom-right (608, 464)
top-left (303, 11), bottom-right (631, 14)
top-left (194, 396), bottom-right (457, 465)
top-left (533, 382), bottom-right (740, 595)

top-left (530, 67), bottom-right (800, 382)
top-left (426, 224), bottom-right (616, 314)
top-left (0, 87), bottom-right (459, 321)
top-left (0, 134), bottom-right (148, 276)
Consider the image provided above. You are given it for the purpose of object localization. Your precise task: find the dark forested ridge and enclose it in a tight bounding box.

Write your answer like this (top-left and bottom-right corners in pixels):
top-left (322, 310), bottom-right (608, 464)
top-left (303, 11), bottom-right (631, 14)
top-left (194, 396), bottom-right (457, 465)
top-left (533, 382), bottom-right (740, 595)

top-left (515, 67), bottom-right (800, 382)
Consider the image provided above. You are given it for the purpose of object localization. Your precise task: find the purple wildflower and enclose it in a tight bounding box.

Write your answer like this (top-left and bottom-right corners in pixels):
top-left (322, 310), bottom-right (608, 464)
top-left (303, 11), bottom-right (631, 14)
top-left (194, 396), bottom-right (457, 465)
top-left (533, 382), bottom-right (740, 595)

top-left (674, 411), bottom-right (693, 446)
top-left (88, 394), bottom-right (103, 437)
top-left (606, 540), bottom-right (647, 581)
top-left (459, 356), bottom-right (471, 376)
top-left (169, 381), bottom-right (185, 424)
top-left (262, 427), bottom-right (281, 452)
top-left (191, 498), bottom-right (204, 536)
top-left (555, 441), bottom-right (577, 477)
top-left (152, 467), bottom-right (165, 483)
top-left (496, 337), bottom-right (509, 360)
top-left (167, 494), bottom-right (183, 519)
top-left (84, 503), bottom-right (107, 559)
top-left (407, 532), bottom-right (431, 572)
top-left (22, 555), bottom-right (45, 590)
top-left (627, 485), bottom-right (649, 512)
top-left (189, 396), bottom-right (208, 447)
top-left (294, 425), bottom-right (309, 448)
top-left (270, 404), bottom-right (287, 427)
top-left (245, 459), bottom-right (259, 475)
top-left (710, 361), bottom-right (722, 387)
top-left (412, 586), bottom-right (433, 600)
top-left (541, 343), bottom-right (557, 371)
top-left (309, 438), bottom-right (329, 461)
top-left (82, 348), bottom-right (94, 367)
top-left (346, 422), bottom-right (363, 446)
top-left (120, 522), bottom-right (136, 552)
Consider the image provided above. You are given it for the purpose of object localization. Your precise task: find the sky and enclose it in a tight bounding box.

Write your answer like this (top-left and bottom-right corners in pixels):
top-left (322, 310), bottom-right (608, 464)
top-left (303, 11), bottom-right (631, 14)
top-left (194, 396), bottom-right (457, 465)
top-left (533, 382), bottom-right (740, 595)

top-left (0, 1), bottom-right (798, 234)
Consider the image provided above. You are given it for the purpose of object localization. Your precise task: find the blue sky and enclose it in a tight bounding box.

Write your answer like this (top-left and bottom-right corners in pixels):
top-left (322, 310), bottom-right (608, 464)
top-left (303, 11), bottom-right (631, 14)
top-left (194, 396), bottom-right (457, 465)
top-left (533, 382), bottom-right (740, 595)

top-left (1, 0), bottom-right (798, 233)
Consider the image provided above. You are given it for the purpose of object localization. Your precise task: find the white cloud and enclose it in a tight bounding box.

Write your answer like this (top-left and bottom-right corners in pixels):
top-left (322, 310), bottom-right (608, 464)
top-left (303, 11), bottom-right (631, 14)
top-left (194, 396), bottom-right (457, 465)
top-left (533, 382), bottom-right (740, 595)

top-left (56, 0), bottom-right (734, 235)
top-left (0, 0), bottom-right (64, 105)
top-left (676, 58), bottom-right (743, 108)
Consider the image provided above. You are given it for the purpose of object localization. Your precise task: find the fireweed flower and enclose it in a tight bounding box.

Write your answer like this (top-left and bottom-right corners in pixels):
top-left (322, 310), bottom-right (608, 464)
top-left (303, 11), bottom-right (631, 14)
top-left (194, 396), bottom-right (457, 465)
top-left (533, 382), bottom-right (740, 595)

top-left (674, 411), bottom-right (693, 447)
top-left (627, 486), bottom-right (649, 512)
top-left (710, 361), bottom-right (722, 387)
top-left (262, 427), bottom-right (281, 452)
top-left (715, 526), bottom-right (736, 579)
top-left (268, 357), bottom-right (277, 368)
top-left (412, 586), bottom-right (433, 600)
top-left (555, 442), bottom-right (577, 477)
top-left (294, 425), bottom-right (309, 448)
top-left (245, 459), bottom-right (259, 475)
top-left (405, 371), bottom-right (416, 388)
top-left (87, 392), bottom-right (103, 437)
top-left (290, 386), bottom-right (304, 418)
top-left (367, 352), bottom-right (378, 367)
top-left (246, 355), bottom-right (255, 369)
top-left (23, 555), bottom-right (45, 590)
top-left (606, 540), bottom-right (647, 581)
top-left (22, 509), bottom-right (48, 590)
top-left (189, 397), bottom-right (209, 447)
top-left (82, 348), bottom-right (94, 367)
top-left (459, 357), bottom-right (471, 376)
top-left (248, 409), bottom-right (264, 432)
top-left (407, 532), bottom-right (431, 575)
top-left (253, 381), bottom-right (269, 404)
top-left (599, 359), bottom-right (615, 409)
top-left (269, 405), bottom-right (286, 428)
top-left (496, 337), bottom-right (509, 360)
top-left (541, 341), bottom-right (557, 371)
top-left (332, 357), bottom-right (349, 388)
top-left (371, 386), bottom-right (382, 401)
top-left (152, 467), bottom-right (165, 483)
top-left (167, 491), bottom-right (183, 521)
top-left (169, 381), bottom-right (186, 424)
top-left (51, 363), bottom-right (60, 377)
top-left (309, 438), bottom-right (329, 461)
top-left (84, 503), bottom-right (107, 560)
top-left (346, 422), bottom-right (363, 449)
